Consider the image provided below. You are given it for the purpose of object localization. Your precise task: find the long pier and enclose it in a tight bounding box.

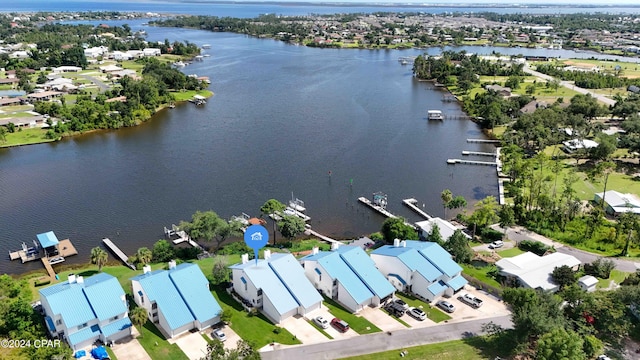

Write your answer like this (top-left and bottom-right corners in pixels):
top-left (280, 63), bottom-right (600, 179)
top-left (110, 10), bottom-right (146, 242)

top-left (102, 238), bottom-right (135, 270)
top-left (462, 151), bottom-right (496, 157)
top-left (466, 139), bottom-right (501, 143)
top-left (304, 228), bottom-right (342, 246)
top-left (447, 159), bottom-right (498, 166)
top-left (358, 197), bottom-right (397, 219)
top-left (402, 198), bottom-right (432, 220)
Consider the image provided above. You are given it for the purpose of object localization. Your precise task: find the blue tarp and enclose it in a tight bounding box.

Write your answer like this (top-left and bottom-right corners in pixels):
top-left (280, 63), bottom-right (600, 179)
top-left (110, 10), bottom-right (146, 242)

top-left (91, 346), bottom-right (108, 359)
top-left (74, 350), bottom-right (86, 358)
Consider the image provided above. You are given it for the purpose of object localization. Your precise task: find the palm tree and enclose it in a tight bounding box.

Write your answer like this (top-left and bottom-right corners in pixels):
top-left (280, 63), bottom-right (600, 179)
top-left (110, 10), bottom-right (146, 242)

top-left (129, 306), bottom-right (148, 337)
top-left (441, 189), bottom-right (452, 219)
top-left (90, 247), bottom-right (108, 271)
top-left (135, 247), bottom-right (152, 266)
top-left (260, 199), bottom-right (286, 245)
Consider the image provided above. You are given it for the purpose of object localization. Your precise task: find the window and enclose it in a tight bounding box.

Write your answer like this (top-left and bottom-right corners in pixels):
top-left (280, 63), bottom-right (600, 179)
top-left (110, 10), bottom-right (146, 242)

top-left (333, 279), bottom-right (337, 286)
top-left (112, 316), bottom-right (118, 321)
top-left (257, 289), bottom-right (262, 296)
top-left (152, 312), bottom-right (157, 317)
top-left (151, 303), bottom-right (157, 310)
top-left (244, 282), bottom-right (247, 291)
top-left (79, 323), bottom-right (87, 329)
top-left (56, 319), bottom-right (62, 326)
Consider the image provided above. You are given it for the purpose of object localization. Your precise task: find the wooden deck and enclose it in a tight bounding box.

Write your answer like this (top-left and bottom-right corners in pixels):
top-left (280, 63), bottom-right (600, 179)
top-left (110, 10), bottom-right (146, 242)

top-left (58, 239), bottom-right (78, 257)
top-left (102, 238), bottom-right (136, 270)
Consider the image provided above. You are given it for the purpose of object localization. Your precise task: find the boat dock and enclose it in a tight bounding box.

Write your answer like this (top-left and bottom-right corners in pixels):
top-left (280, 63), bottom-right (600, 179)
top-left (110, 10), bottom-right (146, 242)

top-left (269, 207), bottom-right (311, 222)
top-left (358, 197), bottom-right (397, 219)
top-left (304, 228), bottom-right (342, 246)
top-left (164, 225), bottom-right (205, 250)
top-left (102, 238), bottom-right (135, 270)
top-left (41, 258), bottom-right (56, 280)
top-left (462, 151), bottom-right (497, 157)
top-left (402, 198), bottom-right (432, 220)
top-left (447, 159), bottom-right (498, 166)
top-left (466, 139), bottom-right (501, 143)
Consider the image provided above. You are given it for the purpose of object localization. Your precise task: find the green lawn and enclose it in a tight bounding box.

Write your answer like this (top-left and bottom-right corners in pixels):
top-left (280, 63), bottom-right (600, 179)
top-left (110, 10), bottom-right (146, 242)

top-left (136, 321), bottom-right (188, 360)
top-left (211, 287), bottom-right (301, 347)
top-left (1, 128), bottom-right (56, 147)
top-left (340, 336), bottom-right (512, 360)
top-left (323, 297), bottom-right (382, 334)
top-left (105, 346), bottom-right (118, 360)
top-left (0, 112), bottom-right (36, 118)
top-left (497, 247), bottom-right (525, 258)
top-left (597, 269), bottom-right (630, 289)
top-left (394, 293), bottom-right (451, 323)
top-left (170, 89), bottom-right (214, 102)
top-left (460, 263), bottom-right (502, 289)
top-left (0, 105), bottom-right (33, 112)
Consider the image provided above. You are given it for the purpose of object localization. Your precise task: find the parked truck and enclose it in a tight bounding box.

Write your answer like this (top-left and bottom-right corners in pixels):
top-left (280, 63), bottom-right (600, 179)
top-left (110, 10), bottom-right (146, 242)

top-left (458, 293), bottom-right (483, 308)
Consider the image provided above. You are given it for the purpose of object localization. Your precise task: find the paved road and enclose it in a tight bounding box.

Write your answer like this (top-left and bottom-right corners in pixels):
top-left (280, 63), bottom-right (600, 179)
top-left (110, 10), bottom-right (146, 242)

top-left (260, 315), bottom-right (512, 360)
top-left (523, 66), bottom-right (616, 107)
top-left (78, 74), bottom-right (110, 92)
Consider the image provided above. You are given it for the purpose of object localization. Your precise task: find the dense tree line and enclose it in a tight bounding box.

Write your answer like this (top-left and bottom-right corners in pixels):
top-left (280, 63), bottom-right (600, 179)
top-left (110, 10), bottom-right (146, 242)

top-left (535, 63), bottom-right (640, 89)
top-left (478, 12), bottom-right (640, 33)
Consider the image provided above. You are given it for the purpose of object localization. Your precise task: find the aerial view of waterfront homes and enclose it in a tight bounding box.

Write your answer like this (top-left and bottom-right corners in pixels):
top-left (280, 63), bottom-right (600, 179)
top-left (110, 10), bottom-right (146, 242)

top-left (5, 5), bottom-right (640, 360)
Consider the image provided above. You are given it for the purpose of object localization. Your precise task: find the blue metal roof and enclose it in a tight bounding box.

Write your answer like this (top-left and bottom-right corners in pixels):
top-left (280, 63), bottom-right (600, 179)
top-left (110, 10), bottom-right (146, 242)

top-left (101, 317), bottom-right (132, 338)
top-left (405, 241), bottom-right (463, 277)
top-left (83, 273), bottom-right (127, 322)
top-left (446, 275), bottom-right (468, 291)
top-left (131, 271), bottom-right (195, 331)
top-left (372, 245), bottom-right (442, 282)
top-left (67, 324), bottom-right (100, 346)
top-left (230, 260), bottom-right (299, 316)
top-left (169, 263), bottom-right (222, 324)
top-left (267, 253), bottom-right (322, 309)
top-left (316, 252), bottom-right (373, 305)
top-left (37, 231), bottom-right (59, 248)
top-left (39, 282), bottom-right (95, 329)
top-left (427, 280), bottom-right (448, 298)
top-left (336, 246), bottom-right (395, 299)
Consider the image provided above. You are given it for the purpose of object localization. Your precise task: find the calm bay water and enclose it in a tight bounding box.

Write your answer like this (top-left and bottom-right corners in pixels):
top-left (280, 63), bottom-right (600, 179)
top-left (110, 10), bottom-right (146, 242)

top-left (2, 3), bottom-right (639, 274)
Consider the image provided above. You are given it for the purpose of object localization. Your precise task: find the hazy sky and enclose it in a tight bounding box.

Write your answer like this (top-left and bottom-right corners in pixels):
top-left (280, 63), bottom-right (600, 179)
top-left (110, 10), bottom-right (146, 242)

top-left (181, 0), bottom-right (639, 4)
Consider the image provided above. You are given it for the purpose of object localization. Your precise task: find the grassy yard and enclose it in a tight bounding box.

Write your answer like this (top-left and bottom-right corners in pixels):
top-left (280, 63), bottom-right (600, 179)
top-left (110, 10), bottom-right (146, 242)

top-left (1, 128), bottom-right (56, 147)
top-left (597, 269), bottom-right (630, 289)
top-left (0, 112), bottom-right (35, 118)
top-left (211, 287), bottom-right (301, 347)
top-left (171, 89), bottom-right (214, 102)
top-left (136, 321), bottom-right (188, 360)
top-left (0, 105), bottom-right (33, 112)
top-left (105, 346), bottom-right (118, 360)
top-left (558, 58), bottom-right (640, 78)
top-left (394, 293), bottom-right (451, 323)
top-left (323, 297), bottom-right (382, 334)
top-left (340, 336), bottom-right (512, 360)
top-left (460, 263), bottom-right (502, 288)
top-left (497, 247), bottom-right (525, 258)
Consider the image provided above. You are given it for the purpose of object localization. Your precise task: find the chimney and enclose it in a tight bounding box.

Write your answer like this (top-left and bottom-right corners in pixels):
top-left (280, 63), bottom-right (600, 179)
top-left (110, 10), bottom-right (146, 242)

top-left (393, 239), bottom-right (400, 247)
top-left (143, 265), bottom-right (151, 274)
top-left (401, 241), bottom-right (407, 248)
top-left (312, 247), bottom-right (319, 255)
top-left (241, 253), bottom-right (249, 264)
top-left (68, 273), bottom-right (76, 284)
top-left (76, 276), bottom-right (84, 284)
top-left (331, 242), bottom-right (340, 251)
top-left (168, 260), bottom-right (176, 270)
top-left (264, 249), bottom-right (271, 260)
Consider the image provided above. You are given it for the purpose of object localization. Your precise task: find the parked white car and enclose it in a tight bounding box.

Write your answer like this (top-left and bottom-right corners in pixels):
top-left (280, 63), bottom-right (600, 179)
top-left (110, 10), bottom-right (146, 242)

top-left (489, 240), bottom-right (504, 249)
top-left (313, 316), bottom-right (329, 329)
top-left (212, 329), bottom-right (227, 342)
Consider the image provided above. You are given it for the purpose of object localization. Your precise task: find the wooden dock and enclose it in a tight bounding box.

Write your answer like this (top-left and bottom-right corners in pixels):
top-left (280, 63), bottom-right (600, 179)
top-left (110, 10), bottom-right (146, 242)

top-left (358, 197), bottom-right (397, 219)
top-left (102, 238), bottom-right (135, 270)
top-left (304, 228), bottom-right (342, 246)
top-left (466, 139), bottom-right (501, 143)
top-left (462, 151), bottom-right (497, 157)
top-left (402, 198), bottom-right (432, 220)
top-left (41, 258), bottom-right (56, 280)
top-left (447, 159), bottom-right (498, 166)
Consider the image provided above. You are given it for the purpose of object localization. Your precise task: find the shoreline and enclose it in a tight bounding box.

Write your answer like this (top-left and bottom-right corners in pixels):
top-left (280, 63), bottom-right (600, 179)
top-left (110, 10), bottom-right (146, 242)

top-left (0, 91), bottom-right (213, 149)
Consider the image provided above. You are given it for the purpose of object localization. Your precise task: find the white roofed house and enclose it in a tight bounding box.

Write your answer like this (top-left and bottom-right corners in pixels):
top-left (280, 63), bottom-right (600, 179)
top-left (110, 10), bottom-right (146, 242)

top-left (415, 218), bottom-right (471, 242)
top-left (496, 252), bottom-right (581, 293)
top-left (300, 245), bottom-right (395, 313)
top-left (594, 190), bottom-right (640, 216)
top-left (143, 48), bottom-right (161, 57)
top-left (229, 251), bottom-right (322, 324)
top-left (371, 240), bottom-right (468, 302)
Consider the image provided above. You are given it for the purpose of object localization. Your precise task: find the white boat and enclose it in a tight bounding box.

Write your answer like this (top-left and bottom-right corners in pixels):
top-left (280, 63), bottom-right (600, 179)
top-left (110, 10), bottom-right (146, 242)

top-left (203, 54), bottom-right (211, 57)
top-left (172, 61), bottom-right (186, 68)
top-left (427, 110), bottom-right (444, 120)
top-left (289, 193), bottom-right (306, 212)
top-left (202, 44), bottom-right (211, 49)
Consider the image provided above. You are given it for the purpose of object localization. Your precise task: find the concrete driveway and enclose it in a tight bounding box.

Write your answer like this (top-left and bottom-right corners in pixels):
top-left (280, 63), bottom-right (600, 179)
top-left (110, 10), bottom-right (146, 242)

top-left (172, 331), bottom-right (209, 360)
top-left (444, 287), bottom-right (510, 323)
top-left (358, 306), bottom-right (406, 332)
top-left (111, 326), bottom-right (152, 360)
top-left (281, 314), bottom-right (329, 344)
top-left (204, 325), bottom-right (242, 351)
top-left (312, 307), bottom-right (359, 339)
